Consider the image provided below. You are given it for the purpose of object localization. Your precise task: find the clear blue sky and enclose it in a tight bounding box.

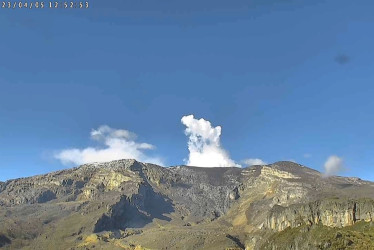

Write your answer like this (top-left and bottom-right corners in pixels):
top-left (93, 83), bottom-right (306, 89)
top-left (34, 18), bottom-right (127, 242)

top-left (1, 0), bottom-right (374, 181)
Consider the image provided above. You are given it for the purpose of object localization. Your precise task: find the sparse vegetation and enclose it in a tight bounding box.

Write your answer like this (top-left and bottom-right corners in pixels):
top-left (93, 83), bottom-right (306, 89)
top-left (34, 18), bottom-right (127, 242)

top-left (263, 221), bottom-right (374, 249)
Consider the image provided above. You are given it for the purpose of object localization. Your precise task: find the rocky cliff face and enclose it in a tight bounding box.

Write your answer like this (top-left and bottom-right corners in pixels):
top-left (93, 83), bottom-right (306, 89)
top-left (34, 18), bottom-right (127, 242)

top-left (264, 199), bottom-right (374, 231)
top-left (0, 160), bottom-right (374, 249)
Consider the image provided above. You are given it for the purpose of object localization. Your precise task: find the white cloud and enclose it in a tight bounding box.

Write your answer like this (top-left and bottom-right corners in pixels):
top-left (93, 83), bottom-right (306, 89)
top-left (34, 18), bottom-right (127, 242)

top-left (242, 158), bottom-right (267, 166)
top-left (323, 155), bottom-right (344, 177)
top-left (55, 125), bottom-right (164, 166)
top-left (181, 115), bottom-right (240, 167)
top-left (303, 153), bottom-right (312, 158)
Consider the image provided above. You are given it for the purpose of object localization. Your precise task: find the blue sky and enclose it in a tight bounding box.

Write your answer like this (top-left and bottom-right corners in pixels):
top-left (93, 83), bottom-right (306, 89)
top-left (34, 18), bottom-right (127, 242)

top-left (1, 0), bottom-right (374, 181)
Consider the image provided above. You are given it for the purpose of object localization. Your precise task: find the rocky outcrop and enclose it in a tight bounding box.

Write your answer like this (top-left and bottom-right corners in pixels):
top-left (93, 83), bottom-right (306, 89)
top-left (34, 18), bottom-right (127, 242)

top-left (79, 168), bottom-right (142, 200)
top-left (0, 167), bottom-right (85, 206)
top-left (158, 166), bottom-right (243, 219)
top-left (0, 159), bottom-right (142, 206)
top-left (261, 166), bottom-right (300, 179)
top-left (264, 198), bottom-right (374, 231)
top-left (0, 181), bottom-right (5, 192)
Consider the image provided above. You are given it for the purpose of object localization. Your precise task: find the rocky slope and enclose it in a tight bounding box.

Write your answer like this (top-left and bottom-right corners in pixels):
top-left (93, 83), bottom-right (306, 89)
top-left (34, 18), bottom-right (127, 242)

top-left (0, 159), bottom-right (374, 249)
top-left (264, 198), bottom-right (374, 231)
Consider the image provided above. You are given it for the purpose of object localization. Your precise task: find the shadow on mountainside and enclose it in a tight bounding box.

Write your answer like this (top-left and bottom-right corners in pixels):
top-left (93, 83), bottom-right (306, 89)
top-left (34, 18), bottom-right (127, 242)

top-left (94, 184), bottom-right (174, 232)
top-left (0, 234), bottom-right (11, 247)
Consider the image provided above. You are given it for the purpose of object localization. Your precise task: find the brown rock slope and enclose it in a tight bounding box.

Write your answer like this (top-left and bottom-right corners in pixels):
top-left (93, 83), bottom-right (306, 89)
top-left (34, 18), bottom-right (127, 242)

top-left (0, 159), bottom-right (374, 249)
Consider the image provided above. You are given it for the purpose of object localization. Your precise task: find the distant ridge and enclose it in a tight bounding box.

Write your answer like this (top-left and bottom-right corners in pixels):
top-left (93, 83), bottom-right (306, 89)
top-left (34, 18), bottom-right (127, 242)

top-left (0, 159), bottom-right (374, 249)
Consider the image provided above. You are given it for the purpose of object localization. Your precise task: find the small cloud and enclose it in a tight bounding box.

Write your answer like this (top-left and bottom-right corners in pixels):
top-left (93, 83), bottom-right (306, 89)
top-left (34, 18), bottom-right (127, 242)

top-left (55, 125), bottom-right (164, 166)
top-left (91, 125), bottom-right (137, 141)
top-left (303, 153), bottom-right (312, 158)
top-left (242, 158), bottom-right (267, 166)
top-left (181, 115), bottom-right (240, 167)
top-left (323, 155), bottom-right (344, 177)
top-left (334, 54), bottom-right (350, 65)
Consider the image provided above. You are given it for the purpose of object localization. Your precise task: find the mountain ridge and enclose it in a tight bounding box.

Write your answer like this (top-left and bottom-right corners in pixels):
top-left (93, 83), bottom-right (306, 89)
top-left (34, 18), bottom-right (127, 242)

top-left (1, 159), bottom-right (374, 249)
